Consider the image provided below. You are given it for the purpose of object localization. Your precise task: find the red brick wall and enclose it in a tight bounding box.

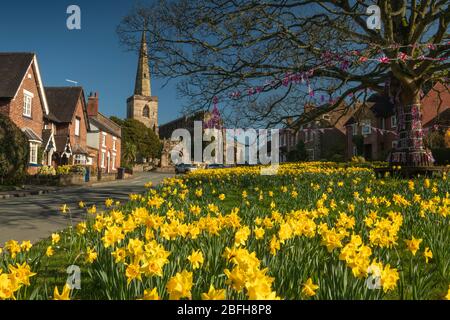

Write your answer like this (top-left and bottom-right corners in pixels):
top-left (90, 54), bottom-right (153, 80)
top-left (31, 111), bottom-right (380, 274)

top-left (68, 97), bottom-right (88, 150)
top-left (421, 83), bottom-right (450, 126)
top-left (97, 132), bottom-right (121, 172)
top-left (0, 99), bottom-right (10, 116)
top-left (6, 63), bottom-right (44, 140)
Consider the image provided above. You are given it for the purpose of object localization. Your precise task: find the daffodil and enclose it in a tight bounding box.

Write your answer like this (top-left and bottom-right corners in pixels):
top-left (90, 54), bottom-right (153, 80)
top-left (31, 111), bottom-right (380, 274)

top-left (125, 263), bottom-right (142, 285)
top-left (166, 270), bottom-right (193, 300)
top-left (405, 236), bottom-right (422, 256)
top-left (20, 241), bottom-right (32, 252)
top-left (60, 204), bottom-right (69, 214)
top-left (187, 250), bottom-right (204, 270)
top-left (46, 246), bottom-right (54, 257)
top-left (86, 247), bottom-right (98, 264)
top-left (53, 284), bottom-right (71, 300)
top-left (141, 288), bottom-right (159, 300)
top-left (302, 278), bottom-right (319, 297)
top-left (201, 285), bottom-right (226, 300)
top-left (424, 247), bottom-right (433, 263)
top-left (51, 233), bottom-right (60, 245)
top-left (76, 222), bottom-right (87, 235)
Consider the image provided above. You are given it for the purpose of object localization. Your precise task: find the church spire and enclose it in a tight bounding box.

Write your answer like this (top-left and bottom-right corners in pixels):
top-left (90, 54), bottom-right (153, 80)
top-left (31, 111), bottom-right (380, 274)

top-left (134, 29), bottom-right (151, 97)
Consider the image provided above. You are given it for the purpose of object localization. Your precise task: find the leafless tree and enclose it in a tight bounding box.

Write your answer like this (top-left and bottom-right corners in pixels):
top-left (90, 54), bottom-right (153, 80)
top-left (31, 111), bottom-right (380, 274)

top-left (117, 0), bottom-right (449, 166)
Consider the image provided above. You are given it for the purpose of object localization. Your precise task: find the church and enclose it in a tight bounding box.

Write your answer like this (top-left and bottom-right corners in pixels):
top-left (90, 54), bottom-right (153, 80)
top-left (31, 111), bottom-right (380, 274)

top-left (126, 30), bottom-right (159, 134)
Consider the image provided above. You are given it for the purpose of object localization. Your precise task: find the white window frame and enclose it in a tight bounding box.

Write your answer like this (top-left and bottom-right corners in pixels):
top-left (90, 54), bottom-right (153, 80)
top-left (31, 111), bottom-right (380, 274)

top-left (391, 116), bottom-right (397, 128)
top-left (361, 120), bottom-right (372, 135)
top-left (74, 154), bottom-right (86, 165)
top-left (352, 124), bottom-right (358, 136)
top-left (75, 117), bottom-right (81, 136)
top-left (29, 142), bottom-right (39, 164)
top-left (112, 154), bottom-right (116, 170)
top-left (101, 151), bottom-right (106, 168)
top-left (101, 132), bottom-right (107, 148)
top-left (23, 90), bottom-right (33, 117)
top-left (112, 137), bottom-right (117, 151)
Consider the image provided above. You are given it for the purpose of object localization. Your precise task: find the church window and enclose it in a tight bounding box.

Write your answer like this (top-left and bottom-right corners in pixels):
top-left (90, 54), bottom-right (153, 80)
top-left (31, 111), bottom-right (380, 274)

top-left (143, 105), bottom-right (150, 118)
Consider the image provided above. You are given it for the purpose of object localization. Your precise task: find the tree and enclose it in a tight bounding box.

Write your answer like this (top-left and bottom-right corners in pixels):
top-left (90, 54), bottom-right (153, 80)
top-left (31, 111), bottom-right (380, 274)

top-left (0, 114), bottom-right (28, 183)
top-left (287, 141), bottom-right (308, 162)
top-left (122, 141), bottom-right (138, 167)
top-left (110, 116), bottom-right (162, 165)
top-left (118, 0), bottom-right (449, 167)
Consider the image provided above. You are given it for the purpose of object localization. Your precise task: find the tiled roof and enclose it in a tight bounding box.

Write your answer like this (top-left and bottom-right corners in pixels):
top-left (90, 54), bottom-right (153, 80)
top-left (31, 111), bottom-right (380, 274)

top-left (0, 53), bottom-right (34, 98)
top-left (45, 87), bottom-right (83, 123)
top-left (42, 129), bottom-right (53, 150)
top-left (424, 108), bottom-right (450, 127)
top-left (72, 144), bottom-right (89, 155)
top-left (367, 94), bottom-right (395, 118)
top-left (344, 95), bottom-right (394, 126)
top-left (22, 127), bottom-right (42, 142)
top-left (89, 113), bottom-right (121, 138)
top-left (54, 135), bottom-right (70, 154)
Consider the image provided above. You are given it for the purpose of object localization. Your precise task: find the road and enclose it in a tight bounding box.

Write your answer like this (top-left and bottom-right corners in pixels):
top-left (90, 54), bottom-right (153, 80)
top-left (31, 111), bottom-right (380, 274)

top-left (0, 172), bottom-right (173, 244)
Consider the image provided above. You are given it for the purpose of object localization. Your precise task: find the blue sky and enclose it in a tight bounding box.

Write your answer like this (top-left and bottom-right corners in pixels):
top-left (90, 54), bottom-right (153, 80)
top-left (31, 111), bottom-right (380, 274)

top-left (0, 0), bottom-right (184, 124)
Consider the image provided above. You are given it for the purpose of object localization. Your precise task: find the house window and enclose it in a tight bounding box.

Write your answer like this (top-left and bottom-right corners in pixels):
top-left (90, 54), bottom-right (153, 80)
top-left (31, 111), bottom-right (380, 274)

top-left (74, 154), bottom-right (86, 165)
top-left (75, 117), bottom-right (81, 136)
top-left (391, 116), bottom-right (397, 128)
top-left (29, 142), bottom-right (39, 164)
top-left (102, 133), bottom-right (107, 147)
top-left (361, 120), bottom-right (372, 135)
top-left (23, 93), bottom-right (33, 117)
top-left (143, 105), bottom-right (150, 118)
top-left (352, 124), bottom-right (358, 136)
top-left (113, 138), bottom-right (117, 151)
top-left (392, 141), bottom-right (398, 149)
top-left (112, 155), bottom-right (116, 170)
top-left (101, 151), bottom-right (106, 168)
top-left (353, 145), bottom-right (358, 156)
top-left (381, 118), bottom-right (385, 130)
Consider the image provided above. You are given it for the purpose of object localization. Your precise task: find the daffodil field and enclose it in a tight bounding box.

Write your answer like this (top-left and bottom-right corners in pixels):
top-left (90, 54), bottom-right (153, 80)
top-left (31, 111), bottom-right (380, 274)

top-left (1, 163), bottom-right (449, 300)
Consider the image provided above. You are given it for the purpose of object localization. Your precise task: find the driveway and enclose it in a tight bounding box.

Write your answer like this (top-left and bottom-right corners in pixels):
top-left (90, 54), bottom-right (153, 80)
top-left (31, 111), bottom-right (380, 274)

top-left (0, 172), bottom-right (173, 244)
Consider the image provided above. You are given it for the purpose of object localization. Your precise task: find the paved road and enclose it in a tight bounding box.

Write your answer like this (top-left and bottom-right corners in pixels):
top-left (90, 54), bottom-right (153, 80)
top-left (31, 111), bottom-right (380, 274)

top-left (0, 172), bottom-right (173, 244)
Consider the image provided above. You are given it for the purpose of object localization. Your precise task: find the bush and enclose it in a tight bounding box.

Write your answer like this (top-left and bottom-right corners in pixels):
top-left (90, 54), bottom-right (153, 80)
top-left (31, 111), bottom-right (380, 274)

top-left (56, 165), bottom-right (71, 175)
top-left (70, 165), bottom-right (87, 175)
top-left (330, 154), bottom-right (344, 162)
top-left (0, 114), bottom-right (29, 184)
top-left (351, 156), bottom-right (366, 163)
top-left (431, 148), bottom-right (450, 166)
top-left (38, 166), bottom-right (56, 176)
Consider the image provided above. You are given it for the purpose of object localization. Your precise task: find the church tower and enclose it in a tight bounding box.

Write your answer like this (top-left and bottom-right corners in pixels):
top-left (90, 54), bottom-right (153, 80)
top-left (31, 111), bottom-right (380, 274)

top-left (127, 29), bottom-right (158, 133)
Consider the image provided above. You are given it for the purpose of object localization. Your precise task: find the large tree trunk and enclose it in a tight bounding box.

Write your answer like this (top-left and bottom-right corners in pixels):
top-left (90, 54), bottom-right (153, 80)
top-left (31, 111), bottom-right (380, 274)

top-left (389, 87), bottom-right (434, 167)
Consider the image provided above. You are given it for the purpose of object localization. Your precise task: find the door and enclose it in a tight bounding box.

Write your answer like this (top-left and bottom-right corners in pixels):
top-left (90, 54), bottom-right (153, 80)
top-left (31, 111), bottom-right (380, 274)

top-left (107, 152), bottom-right (111, 173)
top-left (364, 144), bottom-right (372, 160)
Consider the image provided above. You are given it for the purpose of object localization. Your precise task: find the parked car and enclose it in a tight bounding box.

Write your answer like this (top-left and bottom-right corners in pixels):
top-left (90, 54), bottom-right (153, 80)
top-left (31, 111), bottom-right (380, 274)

top-left (206, 163), bottom-right (225, 169)
top-left (175, 163), bottom-right (198, 174)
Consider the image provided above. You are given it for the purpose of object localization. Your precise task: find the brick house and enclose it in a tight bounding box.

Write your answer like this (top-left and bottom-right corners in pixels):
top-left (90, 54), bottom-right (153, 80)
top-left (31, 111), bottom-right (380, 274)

top-left (44, 87), bottom-right (90, 166)
top-left (344, 95), bottom-right (398, 161)
top-left (345, 83), bottom-right (449, 161)
top-left (0, 52), bottom-right (51, 173)
top-left (280, 104), bottom-right (355, 162)
top-left (86, 92), bottom-right (121, 173)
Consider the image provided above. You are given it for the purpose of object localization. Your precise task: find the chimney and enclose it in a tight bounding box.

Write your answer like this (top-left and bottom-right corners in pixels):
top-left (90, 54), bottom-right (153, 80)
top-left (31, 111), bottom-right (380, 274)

top-left (87, 92), bottom-right (99, 116)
